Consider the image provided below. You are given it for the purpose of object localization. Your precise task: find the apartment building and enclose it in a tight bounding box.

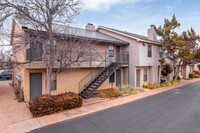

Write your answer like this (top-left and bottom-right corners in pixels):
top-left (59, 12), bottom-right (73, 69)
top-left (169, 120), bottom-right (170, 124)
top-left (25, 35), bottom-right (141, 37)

top-left (11, 19), bottom-right (130, 101)
top-left (96, 25), bottom-right (162, 87)
top-left (13, 16), bottom-right (198, 101)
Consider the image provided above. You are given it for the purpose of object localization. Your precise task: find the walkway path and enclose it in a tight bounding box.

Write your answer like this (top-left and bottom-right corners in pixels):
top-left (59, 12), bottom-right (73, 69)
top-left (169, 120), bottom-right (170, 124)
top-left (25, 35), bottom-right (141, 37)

top-left (0, 81), bottom-right (41, 133)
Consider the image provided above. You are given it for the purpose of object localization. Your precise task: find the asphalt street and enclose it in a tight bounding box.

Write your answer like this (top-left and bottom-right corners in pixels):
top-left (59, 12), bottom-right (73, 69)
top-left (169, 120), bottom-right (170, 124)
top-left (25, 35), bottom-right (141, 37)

top-left (31, 81), bottom-right (200, 133)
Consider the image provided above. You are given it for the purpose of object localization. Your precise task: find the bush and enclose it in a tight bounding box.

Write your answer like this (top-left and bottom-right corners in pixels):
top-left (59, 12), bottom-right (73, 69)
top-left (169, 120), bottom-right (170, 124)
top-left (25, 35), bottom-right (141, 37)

top-left (143, 83), bottom-right (161, 89)
top-left (148, 84), bottom-right (154, 89)
top-left (165, 81), bottom-right (172, 86)
top-left (143, 80), bottom-right (180, 89)
top-left (173, 76), bottom-right (181, 81)
top-left (118, 85), bottom-right (141, 94)
top-left (170, 80), bottom-right (175, 85)
top-left (96, 89), bottom-right (122, 98)
top-left (153, 83), bottom-right (160, 89)
top-left (142, 82), bottom-right (148, 88)
top-left (29, 92), bottom-right (82, 117)
top-left (161, 80), bottom-right (180, 87)
top-left (189, 73), bottom-right (194, 79)
top-left (194, 71), bottom-right (200, 75)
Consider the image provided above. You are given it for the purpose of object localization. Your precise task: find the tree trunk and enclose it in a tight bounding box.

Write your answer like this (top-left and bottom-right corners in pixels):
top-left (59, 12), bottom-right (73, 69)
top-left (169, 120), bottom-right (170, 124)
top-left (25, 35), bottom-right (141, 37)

top-left (157, 65), bottom-right (161, 84)
top-left (157, 52), bottom-right (164, 84)
top-left (45, 65), bottom-right (52, 94)
top-left (166, 74), bottom-right (169, 81)
top-left (175, 60), bottom-right (182, 80)
top-left (45, 20), bottom-right (54, 94)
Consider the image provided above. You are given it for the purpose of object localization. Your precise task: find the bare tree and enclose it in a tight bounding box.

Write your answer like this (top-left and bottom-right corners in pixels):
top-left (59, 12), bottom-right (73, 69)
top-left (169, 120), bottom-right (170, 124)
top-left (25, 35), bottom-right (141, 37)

top-left (0, 48), bottom-right (11, 69)
top-left (0, 0), bottom-right (99, 94)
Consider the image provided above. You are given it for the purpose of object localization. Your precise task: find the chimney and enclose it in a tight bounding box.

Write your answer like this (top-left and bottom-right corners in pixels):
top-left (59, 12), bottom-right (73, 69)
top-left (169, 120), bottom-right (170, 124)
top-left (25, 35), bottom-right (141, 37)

top-left (148, 25), bottom-right (157, 41)
top-left (85, 23), bottom-right (95, 31)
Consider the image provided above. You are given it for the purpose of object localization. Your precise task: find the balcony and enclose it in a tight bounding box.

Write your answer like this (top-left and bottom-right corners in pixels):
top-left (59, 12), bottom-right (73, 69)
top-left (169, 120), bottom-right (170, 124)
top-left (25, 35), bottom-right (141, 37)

top-left (25, 48), bottom-right (129, 69)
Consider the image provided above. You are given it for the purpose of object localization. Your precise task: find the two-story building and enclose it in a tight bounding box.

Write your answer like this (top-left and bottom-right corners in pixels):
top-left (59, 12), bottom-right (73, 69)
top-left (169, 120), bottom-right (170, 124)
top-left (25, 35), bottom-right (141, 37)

top-left (11, 19), bottom-right (130, 101)
top-left (96, 25), bottom-right (162, 87)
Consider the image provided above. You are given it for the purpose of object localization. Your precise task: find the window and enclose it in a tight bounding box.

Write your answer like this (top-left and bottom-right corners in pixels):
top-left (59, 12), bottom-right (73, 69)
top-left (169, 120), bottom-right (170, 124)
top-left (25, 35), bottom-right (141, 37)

top-left (46, 39), bottom-right (57, 54)
top-left (109, 73), bottom-right (115, 83)
top-left (180, 69), bottom-right (182, 75)
top-left (143, 69), bottom-right (147, 81)
top-left (109, 44), bottom-right (114, 57)
top-left (148, 44), bottom-right (152, 57)
top-left (30, 41), bottom-right (42, 61)
top-left (51, 72), bottom-right (56, 90)
top-left (159, 47), bottom-right (162, 58)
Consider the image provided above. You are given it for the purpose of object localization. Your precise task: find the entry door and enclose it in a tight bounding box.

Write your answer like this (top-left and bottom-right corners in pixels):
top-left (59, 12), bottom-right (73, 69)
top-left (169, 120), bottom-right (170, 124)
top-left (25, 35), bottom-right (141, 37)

top-left (136, 69), bottom-right (140, 87)
top-left (116, 70), bottom-right (121, 87)
top-left (30, 73), bottom-right (42, 99)
top-left (116, 45), bottom-right (120, 62)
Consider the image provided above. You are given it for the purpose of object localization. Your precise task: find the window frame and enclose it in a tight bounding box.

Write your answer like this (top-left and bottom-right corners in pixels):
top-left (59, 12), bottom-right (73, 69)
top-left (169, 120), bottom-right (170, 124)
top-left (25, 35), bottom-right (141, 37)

top-left (159, 46), bottom-right (162, 58)
top-left (51, 72), bottom-right (57, 90)
top-left (108, 44), bottom-right (114, 57)
top-left (143, 68), bottom-right (148, 82)
top-left (109, 73), bottom-right (115, 83)
top-left (147, 44), bottom-right (152, 57)
top-left (45, 39), bottom-right (57, 54)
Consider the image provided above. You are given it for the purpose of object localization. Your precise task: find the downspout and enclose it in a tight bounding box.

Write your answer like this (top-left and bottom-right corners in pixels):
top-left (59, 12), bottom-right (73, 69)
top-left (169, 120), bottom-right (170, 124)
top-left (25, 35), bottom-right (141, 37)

top-left (105, 42), bottom-right (107, 67)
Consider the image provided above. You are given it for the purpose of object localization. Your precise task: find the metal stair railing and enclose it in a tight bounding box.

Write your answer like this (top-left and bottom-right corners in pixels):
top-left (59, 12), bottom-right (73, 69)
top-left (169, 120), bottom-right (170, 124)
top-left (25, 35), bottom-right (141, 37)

top-left (78, 51), bottom-right (129, 93)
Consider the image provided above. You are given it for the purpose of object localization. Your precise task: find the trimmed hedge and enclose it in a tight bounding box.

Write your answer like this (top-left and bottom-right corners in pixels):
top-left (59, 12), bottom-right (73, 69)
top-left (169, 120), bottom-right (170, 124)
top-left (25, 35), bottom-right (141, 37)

top-left (29, 92), bottom-right (83, 117)
top-left (189, 73), bottom-right (194, 79)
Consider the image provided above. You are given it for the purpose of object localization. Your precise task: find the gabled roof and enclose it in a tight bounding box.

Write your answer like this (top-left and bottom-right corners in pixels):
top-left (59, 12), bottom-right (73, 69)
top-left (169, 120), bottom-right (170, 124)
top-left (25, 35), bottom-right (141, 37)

top-left (13, 18), bottom-right (129, 45)
top-left (96, 26), bottom-right (162, 45)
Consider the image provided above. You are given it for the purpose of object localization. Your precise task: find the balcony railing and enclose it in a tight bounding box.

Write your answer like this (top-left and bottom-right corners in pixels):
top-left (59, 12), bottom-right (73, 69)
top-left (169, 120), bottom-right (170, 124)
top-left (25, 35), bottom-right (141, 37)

top-left (26, 48), bottom-right (129, 69)
top-left (78, 51), bottom-right (129, 92)
top-left (26, 48), bottom-right (42, 61)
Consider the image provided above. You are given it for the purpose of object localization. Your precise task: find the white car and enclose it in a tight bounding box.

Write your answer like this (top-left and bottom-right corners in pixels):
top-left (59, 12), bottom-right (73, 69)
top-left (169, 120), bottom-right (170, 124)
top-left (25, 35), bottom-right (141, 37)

top-left (0, 70), bottom-right (4, 78)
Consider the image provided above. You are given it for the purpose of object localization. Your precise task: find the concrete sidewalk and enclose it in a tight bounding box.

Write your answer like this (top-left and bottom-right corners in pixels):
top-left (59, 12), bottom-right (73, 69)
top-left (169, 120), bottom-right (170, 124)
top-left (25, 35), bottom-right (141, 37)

top-left (1, 79), bottom-right (200, 133)
top-left (0, 81), bottom-right (41, 133)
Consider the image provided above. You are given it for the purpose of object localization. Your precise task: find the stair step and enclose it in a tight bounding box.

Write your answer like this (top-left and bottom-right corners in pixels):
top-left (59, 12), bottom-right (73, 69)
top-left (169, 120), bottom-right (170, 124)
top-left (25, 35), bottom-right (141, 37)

top-left (79, 93), bottom-right (87, 98)
top-left (90, 84), bottom-right (97, 87)
top-left (85, 88), bottom-right (93, 92)
top-left (82, 91), bottom-right (91, 95)
top-left (91, 83), bottom-right (99, 87)
top-left (79, 62), bottom-right (121, 99)
top-left (89, 86), bottom-right (96, 90)
top-left (97, 77), bottom-right (104, 80)
top-left (93, 78), bottom-right (103, 82)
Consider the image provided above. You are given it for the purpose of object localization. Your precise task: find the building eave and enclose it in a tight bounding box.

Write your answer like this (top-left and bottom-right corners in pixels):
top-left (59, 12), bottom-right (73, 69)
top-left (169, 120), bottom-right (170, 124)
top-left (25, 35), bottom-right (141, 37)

top-left (96, 26), bottom-right (162, 46)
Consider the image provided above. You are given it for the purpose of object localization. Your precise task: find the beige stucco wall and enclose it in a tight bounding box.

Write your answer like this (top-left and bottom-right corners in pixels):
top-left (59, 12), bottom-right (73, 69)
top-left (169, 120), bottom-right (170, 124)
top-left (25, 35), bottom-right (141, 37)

top-left (21, 67), bottom-right (127, 101)
top-left (11, 20), bottom-right (28, 89)
top-left (98, 28), bottom-right (161, 86)
top-left (135, 67), bottom-right (150, 87)
top-left (138, 42), bottom-right (160, 66)
top-left (52, 67), bottom-right (127, 95)
top-left (11, 20), bottom-right (129, 101)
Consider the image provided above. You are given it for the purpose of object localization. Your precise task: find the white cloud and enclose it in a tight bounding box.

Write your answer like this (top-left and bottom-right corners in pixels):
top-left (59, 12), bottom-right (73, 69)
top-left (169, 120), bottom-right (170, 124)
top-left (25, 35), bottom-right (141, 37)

top-left (81, 0), bottom-right (141, 11)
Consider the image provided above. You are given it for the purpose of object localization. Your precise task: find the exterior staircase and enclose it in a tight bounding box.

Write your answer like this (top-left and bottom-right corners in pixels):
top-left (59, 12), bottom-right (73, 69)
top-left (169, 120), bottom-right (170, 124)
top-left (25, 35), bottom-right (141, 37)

top-left (78, 52), bottom-right (129, 99)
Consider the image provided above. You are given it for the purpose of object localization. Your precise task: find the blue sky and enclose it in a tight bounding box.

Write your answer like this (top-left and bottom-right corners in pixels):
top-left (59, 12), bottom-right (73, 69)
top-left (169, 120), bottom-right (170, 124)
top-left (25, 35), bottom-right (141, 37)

top-left (73, 0), bottom-right (200, 36)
